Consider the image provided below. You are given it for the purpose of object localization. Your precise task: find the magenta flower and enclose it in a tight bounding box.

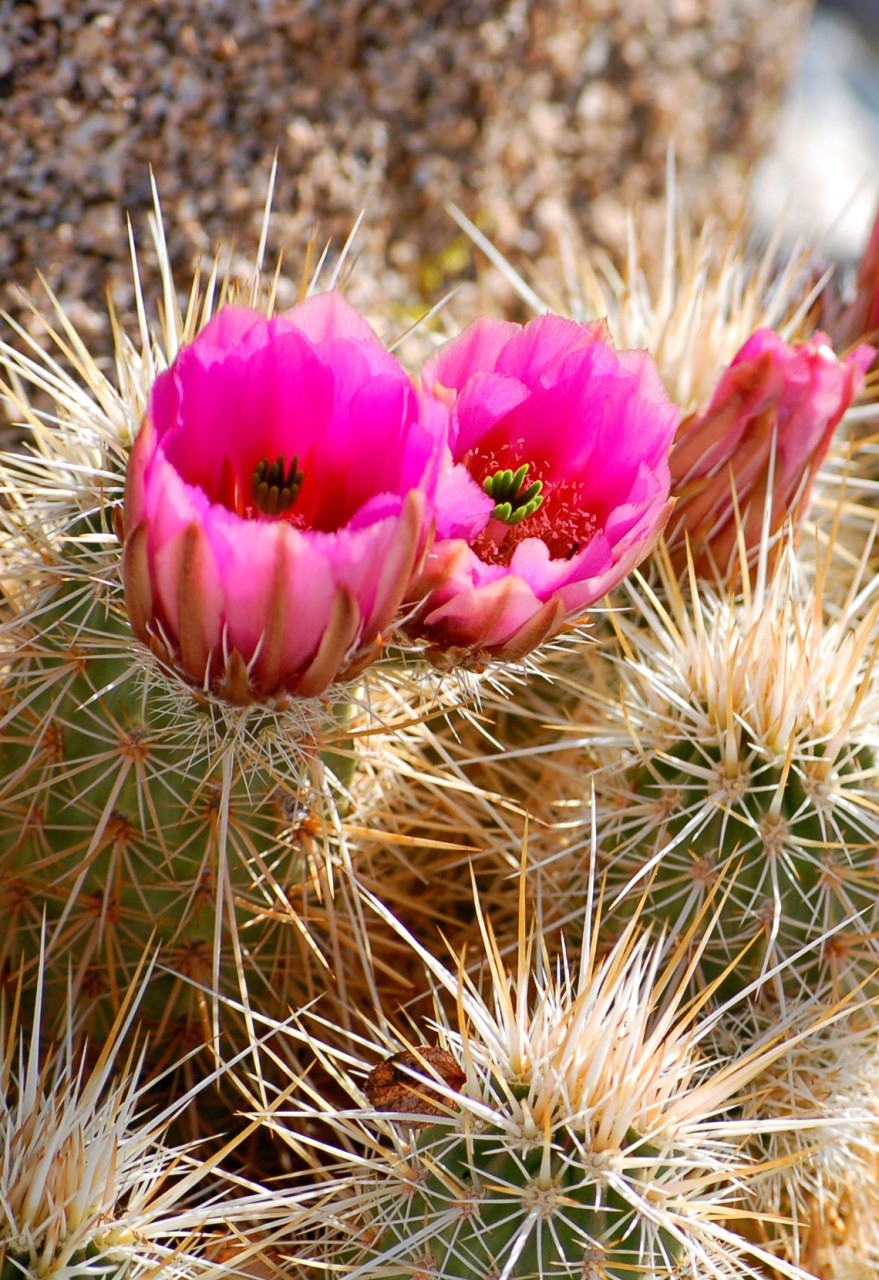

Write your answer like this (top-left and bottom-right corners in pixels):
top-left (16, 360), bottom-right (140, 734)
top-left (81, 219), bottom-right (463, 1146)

top-left (665, 329), bottom-right (875, 576)
top-left (404, 315), bottom-right (679, 665)
top-left (122, 293), bottom-right (448, 702)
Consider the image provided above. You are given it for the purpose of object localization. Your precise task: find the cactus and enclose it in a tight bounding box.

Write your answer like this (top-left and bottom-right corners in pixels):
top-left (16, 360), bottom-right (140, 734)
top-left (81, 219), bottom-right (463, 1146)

top-left (242, 860), bottom-right (857, 1280)
top-left (544, 518), bottom-right (879, 1002)
top-left (3, 168), bottom-right (879, 1280)
top-left (0, 194), bottom-right (471, 1098)
top-left (440, 199), bottom-right (879, 1274)
top-left (0, 938), bottom-right (281, 1280)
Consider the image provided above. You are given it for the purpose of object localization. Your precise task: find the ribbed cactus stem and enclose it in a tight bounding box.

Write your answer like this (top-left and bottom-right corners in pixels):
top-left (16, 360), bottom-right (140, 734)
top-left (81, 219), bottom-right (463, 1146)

top-left (565, 539), bottom-right (879, 1005)
top-left (368, 1120), bottom-right (680, 1280)
top-left (0, 564), bottom-right (345, 1038)
top-left (622, 732), bottom-right (877, 996)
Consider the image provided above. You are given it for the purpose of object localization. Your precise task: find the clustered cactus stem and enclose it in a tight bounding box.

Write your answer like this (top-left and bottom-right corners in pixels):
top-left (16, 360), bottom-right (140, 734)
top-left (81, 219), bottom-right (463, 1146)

top-left (2, 164), bottom-right (879, 1280)
top-left (240, 851), bottom-right (864, 1280)
top-left (0, 933), bottom-right (287, 1280)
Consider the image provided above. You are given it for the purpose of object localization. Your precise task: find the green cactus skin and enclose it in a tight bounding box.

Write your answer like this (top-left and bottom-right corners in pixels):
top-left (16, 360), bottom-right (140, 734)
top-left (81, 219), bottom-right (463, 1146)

top-left (351, 1122), bottom-right (681, 1280)
top-left (0, 548), bottom-right (353, 1047)
top-left (540, 541), bottom-right (879, 1006)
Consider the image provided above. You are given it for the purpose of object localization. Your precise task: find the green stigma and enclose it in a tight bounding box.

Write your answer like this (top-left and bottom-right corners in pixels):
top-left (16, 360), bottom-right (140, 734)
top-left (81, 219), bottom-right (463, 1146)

top-left (252, 453), bottom-right (305, 516)
top-left (483, 463), bottom-right (544, 526)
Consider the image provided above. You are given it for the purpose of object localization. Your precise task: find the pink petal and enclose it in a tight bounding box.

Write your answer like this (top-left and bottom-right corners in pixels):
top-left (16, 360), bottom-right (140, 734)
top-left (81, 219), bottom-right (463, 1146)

top-left (433, 458), bottom-right (495, 540)
top-left (123, 291), bottom-right (451, 699)
top-left (421, 571), bottom-right (546, 651)
top-left (408, 310), bottom-right (679, 664)
top-left (423, 317), bottom-right (524, 393)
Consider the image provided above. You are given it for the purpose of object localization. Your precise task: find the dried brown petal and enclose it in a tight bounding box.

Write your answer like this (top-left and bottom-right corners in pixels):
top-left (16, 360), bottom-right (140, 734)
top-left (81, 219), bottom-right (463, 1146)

top-left (364, 1047), bottom-right (465, 1119)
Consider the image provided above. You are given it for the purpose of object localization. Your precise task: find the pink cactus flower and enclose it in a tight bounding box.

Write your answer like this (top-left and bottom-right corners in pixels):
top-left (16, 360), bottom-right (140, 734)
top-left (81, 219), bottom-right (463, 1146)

top-left (665, 329), bottom-right (875, 576)
top-left (122, 293), bottom-right (448, 703)
top-left (405, 315), bottom-right (679, 666)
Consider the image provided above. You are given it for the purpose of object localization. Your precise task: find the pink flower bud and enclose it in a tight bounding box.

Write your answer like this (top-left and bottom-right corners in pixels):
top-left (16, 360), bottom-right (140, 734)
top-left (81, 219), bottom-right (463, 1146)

top-left (830, 204), bottom-right (879, 358)
top-left (404, 315), bottom-right (679, 667)
top-left (122, 293), bottom-right (448, 702)
top-left (665, 329), bottom-right (875, 576)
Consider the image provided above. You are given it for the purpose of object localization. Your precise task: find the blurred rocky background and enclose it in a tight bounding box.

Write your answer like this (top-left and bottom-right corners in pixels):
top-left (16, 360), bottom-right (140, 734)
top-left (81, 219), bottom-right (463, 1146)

top-left (752, 0), bottom-right (879, 264)
top-left (3, 0), bottom-right (878, 419)
top-left (0, 0), bottom-right (820, 372)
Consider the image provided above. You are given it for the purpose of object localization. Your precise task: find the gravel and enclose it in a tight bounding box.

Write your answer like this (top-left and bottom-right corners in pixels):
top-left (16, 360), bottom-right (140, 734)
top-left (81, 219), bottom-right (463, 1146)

top-left (0, 0), bottom-right (812, 394)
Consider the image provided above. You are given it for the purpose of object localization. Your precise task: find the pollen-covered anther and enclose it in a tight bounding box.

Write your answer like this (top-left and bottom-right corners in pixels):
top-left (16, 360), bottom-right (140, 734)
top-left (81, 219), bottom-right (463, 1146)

top-left (251, 452), bottom-right (304, 516)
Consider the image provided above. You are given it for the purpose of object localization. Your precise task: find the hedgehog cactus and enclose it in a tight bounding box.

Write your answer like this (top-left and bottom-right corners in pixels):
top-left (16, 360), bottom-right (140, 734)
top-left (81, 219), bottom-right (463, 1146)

top-left (0, 270), bottom-right (414, 1051)
top-left (246, 866), bottom-right (857, 1280)
top-left (0, 188), bottom-right (684, 1056)
top-left (0, 940), bottom-right (282, 1280)
top-left (445, 199), bottom-right (879, 1274)
top-left (3, 174), bottom-right (879, 1280)
top-left (0, 226), bottom-right (475, 1073)
top-left (555, 523), bottom-right (879, 1002)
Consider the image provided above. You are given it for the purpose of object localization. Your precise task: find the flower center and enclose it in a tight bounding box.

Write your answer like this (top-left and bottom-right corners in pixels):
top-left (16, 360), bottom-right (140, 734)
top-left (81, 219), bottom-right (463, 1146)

top-left (483, 463), bottom-right (545, 526)
top-left (251, 453), bottom-right (304, 516)
top-left (465, 445), bottom-right (598, 566)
